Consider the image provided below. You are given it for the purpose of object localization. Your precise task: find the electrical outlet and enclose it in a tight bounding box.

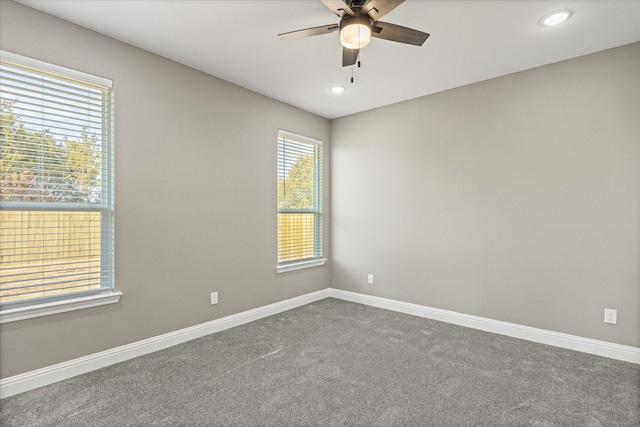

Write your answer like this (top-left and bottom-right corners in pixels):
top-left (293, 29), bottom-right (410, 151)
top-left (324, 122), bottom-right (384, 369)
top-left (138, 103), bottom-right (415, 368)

top-left (210, 292), bottom-right (218, 305)
top-left (604, 308), bottom-right (617, 324)
top-left (367, 274), bottom-right (374, 284)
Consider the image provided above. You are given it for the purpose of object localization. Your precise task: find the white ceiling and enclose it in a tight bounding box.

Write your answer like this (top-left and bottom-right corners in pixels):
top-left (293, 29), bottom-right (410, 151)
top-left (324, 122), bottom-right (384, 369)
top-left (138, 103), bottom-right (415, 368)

top-left (17, 0), bottom-right (640, 119)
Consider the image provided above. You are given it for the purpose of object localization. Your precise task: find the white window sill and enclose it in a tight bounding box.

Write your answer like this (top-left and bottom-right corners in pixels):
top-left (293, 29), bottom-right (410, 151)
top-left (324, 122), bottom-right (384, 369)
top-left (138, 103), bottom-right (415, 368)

top-left (0, 291), bottom-right (122, 324)
top-left (276, 258), bottom-right (327, 273)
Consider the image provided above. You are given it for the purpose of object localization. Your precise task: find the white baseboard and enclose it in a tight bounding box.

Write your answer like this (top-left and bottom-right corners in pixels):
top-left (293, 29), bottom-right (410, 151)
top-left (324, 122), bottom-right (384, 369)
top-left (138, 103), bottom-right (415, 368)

top-left (3, 287), bottom-right (638, 399)
top-left (0, 289), bottom-right (331, 399)
top-left (328, 288), bottom-right (640, 365)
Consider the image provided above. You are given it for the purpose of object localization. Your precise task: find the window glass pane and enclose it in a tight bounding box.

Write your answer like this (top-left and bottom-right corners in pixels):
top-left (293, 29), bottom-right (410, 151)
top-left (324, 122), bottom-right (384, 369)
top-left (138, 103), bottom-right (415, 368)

top-left (0, 211), bottom-right (104, 303)
top-left (278, 142), bottom-right (315, 210)
top-left (278, 212), bottom-right (318, 263)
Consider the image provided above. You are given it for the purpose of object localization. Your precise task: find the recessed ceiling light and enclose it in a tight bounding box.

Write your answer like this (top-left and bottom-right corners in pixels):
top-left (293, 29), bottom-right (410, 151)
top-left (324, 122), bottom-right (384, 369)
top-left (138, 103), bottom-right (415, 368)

top-left (542, 11), bottom-right (571, 26)
top-left (331, 86), bottom-right (346, 94)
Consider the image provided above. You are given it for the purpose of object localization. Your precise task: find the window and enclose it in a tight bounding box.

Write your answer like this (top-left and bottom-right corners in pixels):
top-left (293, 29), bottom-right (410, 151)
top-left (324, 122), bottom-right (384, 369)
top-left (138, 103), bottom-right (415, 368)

top-left (0, 51), bottom-right (119, 323)
top-left (277, 130), bottom-right (325, 272)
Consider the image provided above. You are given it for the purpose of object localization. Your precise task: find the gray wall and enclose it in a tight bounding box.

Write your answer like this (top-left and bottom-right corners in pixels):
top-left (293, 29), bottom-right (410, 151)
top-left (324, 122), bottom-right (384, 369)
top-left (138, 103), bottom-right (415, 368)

top-left (0, 1), bottom-right (330, 378)
top-left (331, 42), bottom-right (640, 348)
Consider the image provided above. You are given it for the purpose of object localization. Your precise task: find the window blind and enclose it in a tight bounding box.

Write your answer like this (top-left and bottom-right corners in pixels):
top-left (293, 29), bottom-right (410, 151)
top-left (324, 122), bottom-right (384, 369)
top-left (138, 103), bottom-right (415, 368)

top-left (0, 51), bottom-right (114, 307)
top-left (277, 130), bottom-right (323, 265)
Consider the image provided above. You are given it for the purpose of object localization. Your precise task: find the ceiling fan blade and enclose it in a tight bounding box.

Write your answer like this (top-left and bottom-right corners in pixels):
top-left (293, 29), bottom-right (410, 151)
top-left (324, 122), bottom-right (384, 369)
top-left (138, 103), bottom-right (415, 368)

top-left (278, 24), bottom-right (339, 40)
top-left (371, 21), bottom-right (429, 46)
top-left (321, 0), bottom-right (355, 17)
top-left (342, 47), bottom-right (359, 67)
top-left (361, 0), bottom-right (405, 20)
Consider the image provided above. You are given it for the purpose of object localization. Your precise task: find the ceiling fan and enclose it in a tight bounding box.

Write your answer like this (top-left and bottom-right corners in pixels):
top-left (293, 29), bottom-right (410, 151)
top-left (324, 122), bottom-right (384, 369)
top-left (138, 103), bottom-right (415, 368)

top-left (278, 0), bottom-right (430, 67)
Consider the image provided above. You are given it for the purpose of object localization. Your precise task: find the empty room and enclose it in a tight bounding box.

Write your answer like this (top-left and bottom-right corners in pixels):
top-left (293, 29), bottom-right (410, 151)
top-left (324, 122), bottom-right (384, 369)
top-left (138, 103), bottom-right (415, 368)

top-left (0, 0), bottom-right (639, 425)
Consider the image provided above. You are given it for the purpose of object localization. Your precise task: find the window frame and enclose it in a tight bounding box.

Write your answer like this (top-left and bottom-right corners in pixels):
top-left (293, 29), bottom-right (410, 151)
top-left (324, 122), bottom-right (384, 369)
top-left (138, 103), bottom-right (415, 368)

top-left (276, 129), bottom-right (326, 273)
top-left (0, 51), bottom-right (120, 323)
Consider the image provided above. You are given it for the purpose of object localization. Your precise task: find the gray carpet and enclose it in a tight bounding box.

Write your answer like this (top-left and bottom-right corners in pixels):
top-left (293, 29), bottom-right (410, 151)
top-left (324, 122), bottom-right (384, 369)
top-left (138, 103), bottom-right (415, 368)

top-left (1, 298), bottom-right (638, 426)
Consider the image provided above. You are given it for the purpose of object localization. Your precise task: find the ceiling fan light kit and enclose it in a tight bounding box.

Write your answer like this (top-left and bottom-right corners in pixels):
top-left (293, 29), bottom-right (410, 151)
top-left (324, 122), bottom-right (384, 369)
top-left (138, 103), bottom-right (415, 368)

top-left (340, 16), bottom-right (372, 49)
top-left (278, 0), bottom-right (430, 72)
